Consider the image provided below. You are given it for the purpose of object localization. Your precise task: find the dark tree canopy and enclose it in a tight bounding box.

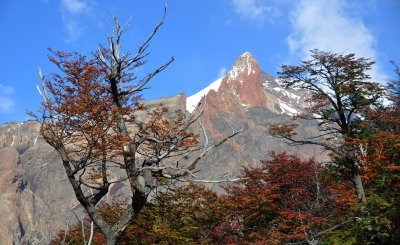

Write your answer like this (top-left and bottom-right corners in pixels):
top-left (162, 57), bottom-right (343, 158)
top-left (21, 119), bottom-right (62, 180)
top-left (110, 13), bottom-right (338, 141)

top-left (278, 49), bottom-right (382, 138)
top-left (270, 49), bottom-right (384, 203)
top-left (388, 60), bottom-right (400, 105)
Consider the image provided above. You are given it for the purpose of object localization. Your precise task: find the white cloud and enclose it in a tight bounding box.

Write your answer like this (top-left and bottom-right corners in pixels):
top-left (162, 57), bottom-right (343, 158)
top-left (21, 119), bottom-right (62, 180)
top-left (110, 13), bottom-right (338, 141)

top-left (61, 0), bottom-right (87, 14)
top-left (232, 0), bottom-right (274, 21)
top-left (287, 0), bottom-right (385, 82)
top-left (217, 67), bottom-right (227, 78)
top-left (0, 84), bottom-right (15, 95)
top-left (59, 0), bottom-right (95, 43)
top-left (0, 84), bottom-right (15, 113)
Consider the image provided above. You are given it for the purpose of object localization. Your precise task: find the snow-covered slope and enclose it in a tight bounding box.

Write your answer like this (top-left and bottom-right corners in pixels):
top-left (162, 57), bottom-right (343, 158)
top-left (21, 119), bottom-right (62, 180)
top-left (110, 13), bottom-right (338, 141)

top-left (186, 77), bottom-right (224, 113)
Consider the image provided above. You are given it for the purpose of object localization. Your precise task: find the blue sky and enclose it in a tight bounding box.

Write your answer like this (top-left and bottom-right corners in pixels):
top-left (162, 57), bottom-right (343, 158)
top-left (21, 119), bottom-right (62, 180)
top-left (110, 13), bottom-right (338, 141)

top-left (0, 0), bottom-right (399, 125)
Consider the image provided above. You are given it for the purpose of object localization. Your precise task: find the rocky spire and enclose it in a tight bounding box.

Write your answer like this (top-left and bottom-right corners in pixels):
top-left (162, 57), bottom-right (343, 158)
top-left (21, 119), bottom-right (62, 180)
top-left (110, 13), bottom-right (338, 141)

top-left (218, 51), bottom-right (266, 108)
top-left (186, 52), bottom-right (266, 113)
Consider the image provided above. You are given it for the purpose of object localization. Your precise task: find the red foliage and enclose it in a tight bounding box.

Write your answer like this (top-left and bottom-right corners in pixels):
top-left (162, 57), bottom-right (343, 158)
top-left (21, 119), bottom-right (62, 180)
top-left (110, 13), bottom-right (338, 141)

top-left (223, 152), bottom-right (329, 244)
top-left (358, 104), bottom-right (400, 189)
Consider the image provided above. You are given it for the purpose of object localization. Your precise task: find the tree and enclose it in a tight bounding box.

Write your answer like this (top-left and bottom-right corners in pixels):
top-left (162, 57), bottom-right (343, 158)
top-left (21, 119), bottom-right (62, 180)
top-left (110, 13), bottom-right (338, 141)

top-left (32, 7), bottom-right (240, 244)
top-left (344, 60), bottom-right (400, 243)
top-left (270, 49), bottom-right (383, 203)
top-left (222, 152), bottom-right (330, 244)
top-left (388, 61), bottom-right (400, 106)
top-left (51, 184), bottom-right (228, 244)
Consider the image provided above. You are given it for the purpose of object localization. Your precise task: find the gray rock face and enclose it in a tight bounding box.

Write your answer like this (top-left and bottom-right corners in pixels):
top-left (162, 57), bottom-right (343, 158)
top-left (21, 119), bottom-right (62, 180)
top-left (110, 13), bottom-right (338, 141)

top-left (0, 121), bottom-right (74, 244)
top-left (0, 52), bottom-right (327, 243)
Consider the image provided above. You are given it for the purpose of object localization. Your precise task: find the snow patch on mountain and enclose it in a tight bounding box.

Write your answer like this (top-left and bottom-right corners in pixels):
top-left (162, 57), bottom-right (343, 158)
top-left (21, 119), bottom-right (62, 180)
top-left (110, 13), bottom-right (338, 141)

top-left (272, 87), bottom-right (301, 102)
top-left (229, 52), bottom-right (254, 81)
top-left (278, 100), bottom-right (298, 115)
top-left (186, 77), bottom-right (224, 113)
top-left (229, 65), bottom-right (246, 81)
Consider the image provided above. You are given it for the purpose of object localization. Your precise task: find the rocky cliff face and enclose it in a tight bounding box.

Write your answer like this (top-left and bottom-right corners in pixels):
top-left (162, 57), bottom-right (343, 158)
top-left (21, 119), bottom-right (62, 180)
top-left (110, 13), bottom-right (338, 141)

top-left (0, 52), bottom-right (325, 243)
top-left (187, 52), bottom-right (323, 183)
top-left (0, 121), bottom-right (74, 244)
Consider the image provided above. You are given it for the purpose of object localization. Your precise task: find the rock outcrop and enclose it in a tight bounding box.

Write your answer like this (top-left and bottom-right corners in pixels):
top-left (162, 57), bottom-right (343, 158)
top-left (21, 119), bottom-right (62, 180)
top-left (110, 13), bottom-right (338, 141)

top-left (0, 121), bottom-right (73, 244)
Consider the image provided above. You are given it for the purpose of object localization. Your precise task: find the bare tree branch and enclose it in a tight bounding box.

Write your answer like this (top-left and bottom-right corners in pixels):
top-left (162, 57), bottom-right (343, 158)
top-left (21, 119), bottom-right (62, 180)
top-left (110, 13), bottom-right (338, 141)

top-left (124, 56), bottom-right (174, 94)
top-left (185, 128), bottom-right (243, 173)
top-left (124, 4), bottom-right (168, 68)
top-left (61, 220), bottom-right (70, 245)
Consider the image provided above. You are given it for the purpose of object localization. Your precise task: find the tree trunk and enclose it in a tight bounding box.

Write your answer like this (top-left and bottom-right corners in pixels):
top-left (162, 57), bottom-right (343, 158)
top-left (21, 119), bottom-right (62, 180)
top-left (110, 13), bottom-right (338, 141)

top-left (392, 195), bottom-right (400, 244)
top-left (105, 234), bottom-right (117, 245)
top-left (351, 163), bottom-right (366, 203)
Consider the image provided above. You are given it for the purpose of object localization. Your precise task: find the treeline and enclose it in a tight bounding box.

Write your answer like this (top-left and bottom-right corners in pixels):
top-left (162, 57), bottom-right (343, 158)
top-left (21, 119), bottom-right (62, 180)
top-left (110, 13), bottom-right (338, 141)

top-left (51, 51), bottom-right (400, 244)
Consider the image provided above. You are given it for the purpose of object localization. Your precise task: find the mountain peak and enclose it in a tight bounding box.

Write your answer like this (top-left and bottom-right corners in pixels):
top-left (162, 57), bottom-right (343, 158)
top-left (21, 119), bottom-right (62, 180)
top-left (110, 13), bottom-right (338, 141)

top-left (228, 52), bottom-right (259, 81)
top-left (235, 52), bottom-right (255, 66)
top-left (239, 51), bottom-right (253, 59)
top-left (186, 52), bottom-right (263, 113)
